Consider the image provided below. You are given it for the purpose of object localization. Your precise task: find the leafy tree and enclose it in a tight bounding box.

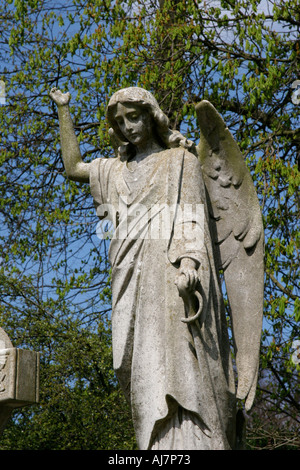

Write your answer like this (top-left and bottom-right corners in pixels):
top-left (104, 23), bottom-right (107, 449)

top-left (0, 0), bottom-right (299, 449)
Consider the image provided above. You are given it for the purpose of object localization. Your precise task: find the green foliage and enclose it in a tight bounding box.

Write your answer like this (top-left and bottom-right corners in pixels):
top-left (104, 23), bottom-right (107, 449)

top-left (0, 0), bottom-right (299, 449)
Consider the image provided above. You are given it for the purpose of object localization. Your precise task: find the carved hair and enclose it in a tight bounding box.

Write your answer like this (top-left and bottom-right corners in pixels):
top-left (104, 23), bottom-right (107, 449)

top-left (106, 87), bottom-right (195, 158)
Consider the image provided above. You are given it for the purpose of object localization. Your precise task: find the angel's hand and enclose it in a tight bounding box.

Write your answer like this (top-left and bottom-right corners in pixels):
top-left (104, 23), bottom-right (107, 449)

top-left (175, 258), bottom-right (204, 325)
top-left (175, 258), bottom-right (199, 297)
top-left (50, 87), bottom-right (71, 107)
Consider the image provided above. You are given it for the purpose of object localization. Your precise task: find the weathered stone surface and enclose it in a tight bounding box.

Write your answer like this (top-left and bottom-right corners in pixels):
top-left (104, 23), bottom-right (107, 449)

top-left (196, 101), bottom-right (264, 411)
top-left (0, 348), bottom-right (39, 406)
top-left (50, 86), bottom-right (264, 450)
top-left (0, 327), bottom-right (39, 435)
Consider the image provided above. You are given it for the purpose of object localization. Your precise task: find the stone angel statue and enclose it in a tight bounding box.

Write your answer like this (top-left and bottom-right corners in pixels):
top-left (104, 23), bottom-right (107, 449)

top-left (50, 86), bottom-right (264, 450)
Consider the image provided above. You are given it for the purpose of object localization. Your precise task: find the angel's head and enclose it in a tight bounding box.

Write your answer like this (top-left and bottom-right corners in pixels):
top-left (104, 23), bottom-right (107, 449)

top-left (106, 87), bottom-right (195, 158)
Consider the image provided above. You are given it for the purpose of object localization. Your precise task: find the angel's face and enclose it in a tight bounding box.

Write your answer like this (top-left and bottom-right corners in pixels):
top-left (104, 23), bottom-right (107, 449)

top-left (114, 102), bottom-right (154, 147)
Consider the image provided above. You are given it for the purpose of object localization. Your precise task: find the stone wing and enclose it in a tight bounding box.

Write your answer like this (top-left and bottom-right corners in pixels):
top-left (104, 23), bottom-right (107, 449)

top-left (195, 100), bottom-right (264, 410)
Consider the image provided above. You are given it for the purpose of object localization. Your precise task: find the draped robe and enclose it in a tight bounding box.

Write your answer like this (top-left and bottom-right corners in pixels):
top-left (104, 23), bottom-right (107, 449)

top-left (89, 147), bottom-right (236, 450)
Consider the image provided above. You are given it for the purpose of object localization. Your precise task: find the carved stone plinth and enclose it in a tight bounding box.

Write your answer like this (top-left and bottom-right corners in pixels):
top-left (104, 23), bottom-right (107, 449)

top-left (0, 327), bottom-right (39, 435)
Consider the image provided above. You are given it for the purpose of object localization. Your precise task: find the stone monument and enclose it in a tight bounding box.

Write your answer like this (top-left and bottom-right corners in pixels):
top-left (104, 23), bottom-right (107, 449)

top-left (0, 327), bottom-right (39, 435)
top-left (50, 86), bottom-right (264, 450)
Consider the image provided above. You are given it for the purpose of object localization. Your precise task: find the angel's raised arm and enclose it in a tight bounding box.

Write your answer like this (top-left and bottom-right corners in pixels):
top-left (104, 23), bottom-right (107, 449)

top-left (50, 88), bottom-right (90, 183)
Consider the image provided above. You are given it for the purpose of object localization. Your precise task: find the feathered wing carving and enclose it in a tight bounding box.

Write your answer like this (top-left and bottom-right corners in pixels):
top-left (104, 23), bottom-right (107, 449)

top-left (195, 100), bottom-right (264, 411)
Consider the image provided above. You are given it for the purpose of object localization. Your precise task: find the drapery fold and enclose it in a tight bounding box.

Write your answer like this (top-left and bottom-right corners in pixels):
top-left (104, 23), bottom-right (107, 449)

top-left (90, 148), bottom-right (236, 450)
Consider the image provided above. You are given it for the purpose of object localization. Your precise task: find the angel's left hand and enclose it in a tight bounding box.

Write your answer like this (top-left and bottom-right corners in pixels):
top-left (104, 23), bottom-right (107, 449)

top-left (175, 258), bottom-right (199, 295)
